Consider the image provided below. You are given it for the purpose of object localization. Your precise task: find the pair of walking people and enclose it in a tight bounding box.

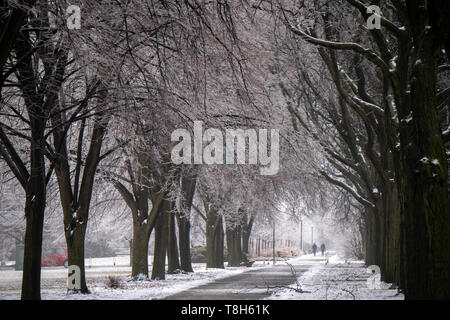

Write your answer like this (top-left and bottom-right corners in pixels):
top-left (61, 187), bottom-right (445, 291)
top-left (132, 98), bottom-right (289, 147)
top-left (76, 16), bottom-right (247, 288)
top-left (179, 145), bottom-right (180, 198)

top-left (312, 243), bottom-right (326, 256)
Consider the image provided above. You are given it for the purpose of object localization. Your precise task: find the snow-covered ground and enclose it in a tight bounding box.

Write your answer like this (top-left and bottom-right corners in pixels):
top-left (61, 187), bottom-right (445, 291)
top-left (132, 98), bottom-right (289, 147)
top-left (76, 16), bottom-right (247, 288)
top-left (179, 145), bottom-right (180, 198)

top-left (266, 254), bottom-right (404, 300)
top-left (0, 254), bottom-right (405, 300)
top-left (0, 259), bottom-right (270, 300)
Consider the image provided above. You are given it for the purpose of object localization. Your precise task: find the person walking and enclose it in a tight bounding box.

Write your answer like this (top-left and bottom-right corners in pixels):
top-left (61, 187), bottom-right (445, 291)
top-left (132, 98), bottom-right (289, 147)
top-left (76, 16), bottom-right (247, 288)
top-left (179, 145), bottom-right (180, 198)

top-left (320, 243), bottom-right (326, 256)
top-left (312, 243), bottom-right (318, 256)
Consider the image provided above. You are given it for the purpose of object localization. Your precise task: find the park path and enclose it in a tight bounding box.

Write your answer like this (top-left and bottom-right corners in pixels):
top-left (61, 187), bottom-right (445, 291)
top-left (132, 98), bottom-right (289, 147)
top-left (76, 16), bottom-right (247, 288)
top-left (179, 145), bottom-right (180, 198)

top-left (163, 255), bottom-right (328, 300)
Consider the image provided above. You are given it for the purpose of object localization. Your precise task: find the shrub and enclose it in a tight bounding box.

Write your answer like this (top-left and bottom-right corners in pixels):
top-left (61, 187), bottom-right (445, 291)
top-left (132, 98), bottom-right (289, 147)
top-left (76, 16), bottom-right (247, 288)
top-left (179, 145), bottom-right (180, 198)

top-left (105, 275), bottom-right (123, 289)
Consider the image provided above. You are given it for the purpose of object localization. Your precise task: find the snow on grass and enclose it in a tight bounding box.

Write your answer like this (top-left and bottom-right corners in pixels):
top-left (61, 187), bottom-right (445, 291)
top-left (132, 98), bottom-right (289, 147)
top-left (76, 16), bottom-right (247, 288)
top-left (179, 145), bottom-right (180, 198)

top-left (0, 262), bottom-right (265, 300)
top-left (84, 255), bottom-right (133, 267)
top-left (266, 254), bottom-right (404, 300)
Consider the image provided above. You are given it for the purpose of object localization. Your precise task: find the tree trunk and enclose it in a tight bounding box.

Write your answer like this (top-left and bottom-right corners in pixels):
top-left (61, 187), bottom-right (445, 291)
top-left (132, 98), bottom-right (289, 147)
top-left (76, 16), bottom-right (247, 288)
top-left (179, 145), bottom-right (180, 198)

top-left (364, 213), bottom-right (373, 266)
top-left (21, 142), bottom-right (46, 299)
top-left (375, 201), bottom-right (386, 281)
top-left (151, 200), bottom-right (170, 280)
top-left (167, 210), bottom-right (180, 273)
top-left (131, 222), bottom-right (151, 279)
top-left (364, 210), bottom-right (382, 268)
top-left (226, 223), bottom-right (242, 267)
top-left (176, 175), bottom-right (196, 272)
top-left (241, 226), bottom-right (251, 264)
top-left (206, 209), bottom-right (224, 269)
top-left (382, 182), bottom-right (401, 285)
top-left (65, 221), bottom-right (89, 293)
top-left (241, 211), bottom-right (254, 266)
top-left (374, 212), bottom-right (382, 268)
top-left (177, 215), bottom-right (193, 272)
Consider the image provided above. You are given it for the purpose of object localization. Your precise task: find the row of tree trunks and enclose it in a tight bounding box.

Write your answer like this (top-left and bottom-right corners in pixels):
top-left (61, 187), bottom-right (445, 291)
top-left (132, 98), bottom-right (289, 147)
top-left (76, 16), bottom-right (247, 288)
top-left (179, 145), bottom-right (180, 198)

top-left (118, 169), bottom-right (196, 280)
top-left (395, 2), bottom-right (450, 299)
top-left (224, 208), bottom-right (255, 267)
top-left (152, 198), bottom-right (197, 278)
top-left (319, 1), bottom-right (450, 299)
top-left (362, 181), bottom-right (401, 286)
top-left (153, 173), bottom-right (197, 277)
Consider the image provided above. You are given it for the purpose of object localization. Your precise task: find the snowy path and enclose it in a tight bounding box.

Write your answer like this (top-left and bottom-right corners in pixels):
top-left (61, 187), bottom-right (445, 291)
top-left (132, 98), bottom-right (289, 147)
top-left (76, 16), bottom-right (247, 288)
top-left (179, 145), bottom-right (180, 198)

top-left (164, 254), bottom-right (404, 300)
top-left (163, 255), bottom-right (326, 300)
